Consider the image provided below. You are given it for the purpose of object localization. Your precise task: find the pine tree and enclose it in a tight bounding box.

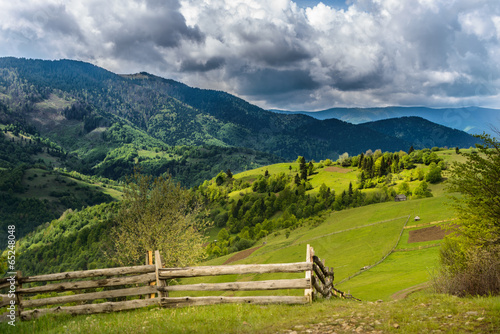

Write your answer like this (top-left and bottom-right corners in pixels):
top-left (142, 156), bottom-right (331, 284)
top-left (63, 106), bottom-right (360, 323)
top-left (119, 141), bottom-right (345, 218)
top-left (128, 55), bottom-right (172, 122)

top-left (358, 153), bottom-right (364, 168)
top-left (294, 173), bottom-right (301, 185)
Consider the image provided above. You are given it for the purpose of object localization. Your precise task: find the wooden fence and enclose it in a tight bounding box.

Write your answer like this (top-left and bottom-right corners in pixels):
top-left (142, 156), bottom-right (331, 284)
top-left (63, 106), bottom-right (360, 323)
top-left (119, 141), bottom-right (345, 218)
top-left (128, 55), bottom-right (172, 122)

top-left (0, 244), bottom-right (354, 321)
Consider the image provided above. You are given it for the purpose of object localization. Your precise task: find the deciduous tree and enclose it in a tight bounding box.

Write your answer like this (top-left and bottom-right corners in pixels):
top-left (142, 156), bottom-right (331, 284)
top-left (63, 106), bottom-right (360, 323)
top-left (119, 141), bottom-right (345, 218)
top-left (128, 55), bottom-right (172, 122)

top-left (436, 133), bottom-right (500, 296)
top-left (111, 171), bottom-right (208, 266)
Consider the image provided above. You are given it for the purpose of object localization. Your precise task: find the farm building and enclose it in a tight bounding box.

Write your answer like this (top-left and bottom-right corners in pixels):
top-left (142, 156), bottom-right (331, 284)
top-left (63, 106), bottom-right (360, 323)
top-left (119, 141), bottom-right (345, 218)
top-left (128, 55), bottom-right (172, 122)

top-left (395, 194), bottom-right (407, 202)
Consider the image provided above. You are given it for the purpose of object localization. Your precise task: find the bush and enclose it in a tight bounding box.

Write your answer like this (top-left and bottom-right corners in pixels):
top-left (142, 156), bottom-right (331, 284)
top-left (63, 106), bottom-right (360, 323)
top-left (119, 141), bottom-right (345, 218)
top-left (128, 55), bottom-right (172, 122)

top-left (435, 244), bottom-right (500, 296)
top-left (234, 238), bottom-right (254, 251)
top-left (435, 133), bottom-right (500, 296)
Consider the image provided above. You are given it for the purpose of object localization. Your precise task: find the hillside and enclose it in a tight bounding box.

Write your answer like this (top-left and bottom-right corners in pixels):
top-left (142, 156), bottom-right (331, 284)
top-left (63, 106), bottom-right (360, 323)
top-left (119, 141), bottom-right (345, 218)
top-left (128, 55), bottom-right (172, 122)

top-left (3, 147), bottom-right (500, 333)
top-left (271, 106), bottom-right (500, 136)
top-left (10, 147), bottom-right (462, 278)
top-left (0, 58), bottom-right (479, 168)
top-left (361, 116), bottom-right (479, 149)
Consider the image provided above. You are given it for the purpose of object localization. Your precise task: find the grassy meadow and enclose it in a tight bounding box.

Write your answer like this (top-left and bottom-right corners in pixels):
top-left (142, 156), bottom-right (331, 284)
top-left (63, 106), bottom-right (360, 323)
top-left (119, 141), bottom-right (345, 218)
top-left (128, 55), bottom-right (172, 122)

top-left (2, 147), bottom-right (499, 333)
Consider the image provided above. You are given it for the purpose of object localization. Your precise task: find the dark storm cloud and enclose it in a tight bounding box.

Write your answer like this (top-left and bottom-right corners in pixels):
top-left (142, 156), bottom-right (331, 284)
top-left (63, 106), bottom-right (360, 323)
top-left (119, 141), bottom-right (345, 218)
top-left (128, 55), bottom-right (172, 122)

top-left (98, 0), bottom-right (204, 63)
top-left (38, 5), bottom-right (84, 41)
top-left (237, 68), bottom-right (320, 96)
top-left (13, 3), bottom-right (85, 42)
top-left (231, 20), bottom-right (313, 66)
top-left (180, 57), bottom-right (225, 72)
top-left (328, 63), bottom-right (389, 92)
top-left (1, 0), bottom-right (499, 110)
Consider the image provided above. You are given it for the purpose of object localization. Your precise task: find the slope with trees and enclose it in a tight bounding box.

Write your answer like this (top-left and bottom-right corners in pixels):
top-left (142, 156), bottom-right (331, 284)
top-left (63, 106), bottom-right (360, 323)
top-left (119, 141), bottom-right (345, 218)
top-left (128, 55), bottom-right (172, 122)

top-left (436, 133), bottom-right (500, 296)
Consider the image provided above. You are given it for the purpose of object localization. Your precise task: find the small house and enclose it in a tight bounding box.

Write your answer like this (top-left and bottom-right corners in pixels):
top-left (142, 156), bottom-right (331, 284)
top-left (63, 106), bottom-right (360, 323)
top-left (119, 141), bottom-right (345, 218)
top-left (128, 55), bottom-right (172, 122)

top-left (395, 194), bottom-right (407, 202)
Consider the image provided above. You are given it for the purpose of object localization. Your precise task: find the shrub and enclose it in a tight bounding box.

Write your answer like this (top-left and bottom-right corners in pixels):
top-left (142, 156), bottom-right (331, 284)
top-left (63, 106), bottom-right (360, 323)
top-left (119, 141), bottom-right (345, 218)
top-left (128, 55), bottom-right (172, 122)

top-left (435, 244), bottom-right (500, 297)
top-left (435, 133), bottom-right (500, 296)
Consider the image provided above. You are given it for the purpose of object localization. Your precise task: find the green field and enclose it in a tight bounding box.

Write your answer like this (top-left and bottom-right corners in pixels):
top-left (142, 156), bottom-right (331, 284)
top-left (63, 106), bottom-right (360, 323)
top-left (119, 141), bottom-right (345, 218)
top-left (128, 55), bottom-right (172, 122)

top-left (3, 147), bottom-right (499, 333)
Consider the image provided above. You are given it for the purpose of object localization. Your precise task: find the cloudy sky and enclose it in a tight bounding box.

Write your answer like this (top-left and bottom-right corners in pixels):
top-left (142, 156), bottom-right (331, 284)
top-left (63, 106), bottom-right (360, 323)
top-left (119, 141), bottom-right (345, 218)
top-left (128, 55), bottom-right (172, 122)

top-left (1, 0), bottom-right (500, 111)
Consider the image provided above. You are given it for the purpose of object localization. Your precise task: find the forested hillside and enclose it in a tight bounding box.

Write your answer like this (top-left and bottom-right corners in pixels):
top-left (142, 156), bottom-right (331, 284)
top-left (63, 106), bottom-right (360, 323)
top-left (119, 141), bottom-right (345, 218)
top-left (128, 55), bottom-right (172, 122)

top-left (0, 57), bottom-right (479, 168)
top-left (10, 145), bottom-right (460, 276)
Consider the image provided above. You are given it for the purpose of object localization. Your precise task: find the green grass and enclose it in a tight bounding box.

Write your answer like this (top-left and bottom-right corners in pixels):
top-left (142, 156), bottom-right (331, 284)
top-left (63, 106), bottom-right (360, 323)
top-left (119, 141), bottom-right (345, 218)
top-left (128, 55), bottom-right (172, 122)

top-left (171, 194), bottom-right (456, 301)
top-left (18, 168), bottom-right (118, 203)
top-left (2, 293), bottom-right (499, 333)
top-left (339, 247), bottom-right (440, 301)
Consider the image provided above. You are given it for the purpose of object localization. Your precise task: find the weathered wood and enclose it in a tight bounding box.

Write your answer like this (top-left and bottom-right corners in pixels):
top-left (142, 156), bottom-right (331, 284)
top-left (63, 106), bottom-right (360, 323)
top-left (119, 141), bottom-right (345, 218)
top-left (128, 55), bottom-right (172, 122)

top-left (20, 265), bottom-right (155, 283)
top-left (304, 245), bottom-right (313, 302)
top-left (160, 296), bottom-right (309, 307)
top-left (312, 275), bottom-right (331, 298)
top-left (147, 251), bottom-right (155, 299)
top-left (157, 278), bottom-right (310, 292)
top-left (22, 286), bottom-right (158, 308)
top-left (20, 298), bottom-right (160, 321)
top-left (16, 271), bottom-right (23, 318)
top-left (18, 273), bottom-right (156, 294)
top-left (0, 282), bottom-right (12, 290)
top-left (312, 263), bottom-right (327, 286)
top-left (155, 251), bottom-right (167, 298)
top-left (313, 256), bottom-right (329, 277)
top-left (0, 294), bottom-right (14, 308)
top-left (158, 262), bottom-right (312, 278)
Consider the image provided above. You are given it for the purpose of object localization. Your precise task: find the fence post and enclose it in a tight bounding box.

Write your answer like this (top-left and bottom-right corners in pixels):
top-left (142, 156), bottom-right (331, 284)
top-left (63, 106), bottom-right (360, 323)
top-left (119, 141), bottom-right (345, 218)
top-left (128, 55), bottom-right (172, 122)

top-left (16, 271), bottom-right (23, 319)
top-left (304, 244), bottom-right (314, 303)
top-left (146, 251), bottom-right (155, 299)
top-left (154, 251), bottom-right (168, 298)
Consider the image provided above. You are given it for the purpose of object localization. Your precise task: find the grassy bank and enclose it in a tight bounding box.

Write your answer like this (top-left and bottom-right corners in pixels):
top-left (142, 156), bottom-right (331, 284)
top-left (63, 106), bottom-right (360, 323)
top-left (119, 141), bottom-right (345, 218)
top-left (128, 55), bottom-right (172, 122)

top-left (2, 292), bottom-right (499, 333)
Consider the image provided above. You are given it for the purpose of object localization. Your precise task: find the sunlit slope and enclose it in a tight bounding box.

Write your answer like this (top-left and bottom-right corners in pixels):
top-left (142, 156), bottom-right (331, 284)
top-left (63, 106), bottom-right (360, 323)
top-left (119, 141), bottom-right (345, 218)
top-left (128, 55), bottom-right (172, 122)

top-left (175, 195), bottom-right (454, 301)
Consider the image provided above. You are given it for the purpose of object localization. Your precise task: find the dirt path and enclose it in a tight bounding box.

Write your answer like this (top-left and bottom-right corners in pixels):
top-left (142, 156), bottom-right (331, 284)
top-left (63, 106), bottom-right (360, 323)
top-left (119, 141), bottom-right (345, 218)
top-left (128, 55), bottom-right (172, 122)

top-left (223, 245), bottom-right (264, 265)
top-left (391, 282), bottom-right (431, 300)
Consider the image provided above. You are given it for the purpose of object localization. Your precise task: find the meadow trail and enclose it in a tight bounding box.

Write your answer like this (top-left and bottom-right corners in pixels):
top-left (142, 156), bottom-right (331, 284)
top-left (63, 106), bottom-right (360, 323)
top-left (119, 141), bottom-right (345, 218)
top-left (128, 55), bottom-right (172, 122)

top-left (223, 245), bottom-right (264, 264)
top-left (391, 282), bottom-right (431, 300)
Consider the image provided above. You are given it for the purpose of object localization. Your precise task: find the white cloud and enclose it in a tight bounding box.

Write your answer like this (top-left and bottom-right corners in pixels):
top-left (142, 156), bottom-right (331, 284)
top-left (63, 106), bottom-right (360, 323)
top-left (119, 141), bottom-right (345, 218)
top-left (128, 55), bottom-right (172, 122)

top-left (0, 0), bottom-right (499, 110)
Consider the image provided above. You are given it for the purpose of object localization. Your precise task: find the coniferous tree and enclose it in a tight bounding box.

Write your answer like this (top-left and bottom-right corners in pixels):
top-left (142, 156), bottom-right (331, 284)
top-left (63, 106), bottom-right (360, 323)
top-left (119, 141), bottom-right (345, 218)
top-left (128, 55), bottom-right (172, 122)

top-left (294, 173), bottom-right (301, 185)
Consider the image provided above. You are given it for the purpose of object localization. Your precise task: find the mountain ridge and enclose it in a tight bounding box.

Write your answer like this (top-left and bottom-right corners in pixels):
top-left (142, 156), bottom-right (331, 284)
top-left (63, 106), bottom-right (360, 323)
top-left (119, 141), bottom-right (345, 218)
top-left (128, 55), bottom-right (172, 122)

top-left (0, 57), bottom-right (480, 170)
top-left (270, 106), bottom-right (499, 136)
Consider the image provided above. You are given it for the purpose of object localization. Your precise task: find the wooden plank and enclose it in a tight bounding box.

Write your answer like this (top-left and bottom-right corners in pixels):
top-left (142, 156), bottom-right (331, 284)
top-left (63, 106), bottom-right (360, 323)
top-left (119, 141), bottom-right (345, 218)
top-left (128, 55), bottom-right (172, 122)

top-left (157, 278), bottom-right (311, 292)
top-left (148, 251), bottom-right (155, 299)
top-left (304, 245), bottom-right (313, 302)
top-left (16, 271), bottom-right (23, 318)
top-left (0, 282), bottom-right (12, 290)
top-left (18, 273), bottom-right (156, 294)
top-left (313, 263), bottom-right (327, 286)
top-left (0, 294), bottom-right (14, 308)
top-left (160, 296), bottom-right (309, 307)
top-left (20, 298), bottom-right (160, 321)
top-left (155, 251), bottom-right (167, 298)
top-left (22, 286), bottom-right (158, 308)
top-left (158, 262), bottom-right (312, 278)
top-left (21, 265), bottom-right (155, 283)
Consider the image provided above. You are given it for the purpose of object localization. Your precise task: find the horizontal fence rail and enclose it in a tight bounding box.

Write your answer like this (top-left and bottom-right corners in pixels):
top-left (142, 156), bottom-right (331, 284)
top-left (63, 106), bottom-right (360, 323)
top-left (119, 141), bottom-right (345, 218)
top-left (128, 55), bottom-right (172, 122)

top-left (159, 296), bottom-right (310, 308)
top-left (20, 265), bottom-right (156, 283)
top-left (158, 262), bottom-right (312, 278)
top-left (20, 299), bottom-right (161, 321)
top-left (157, 278), bottom-right (311, 292)
top-left (18, 273), bottom-right (156, 294)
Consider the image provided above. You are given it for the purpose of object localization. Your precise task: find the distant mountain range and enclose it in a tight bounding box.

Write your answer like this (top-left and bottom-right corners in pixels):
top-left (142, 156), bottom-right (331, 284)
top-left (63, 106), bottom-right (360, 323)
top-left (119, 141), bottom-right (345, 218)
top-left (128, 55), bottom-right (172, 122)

top-left (271, 106), bottom-right (499, 136)
top-left (0, 57), bottom-right (481, 186)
